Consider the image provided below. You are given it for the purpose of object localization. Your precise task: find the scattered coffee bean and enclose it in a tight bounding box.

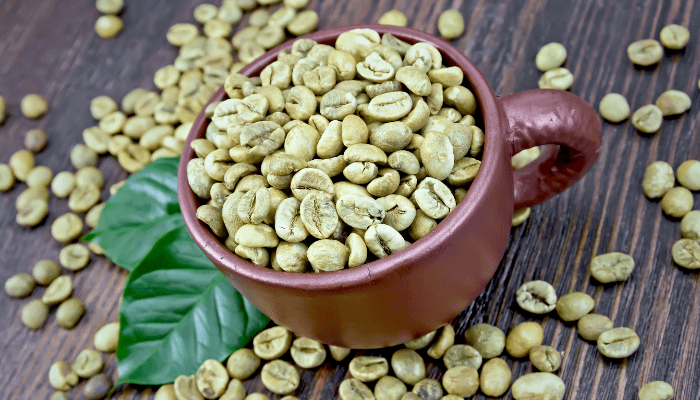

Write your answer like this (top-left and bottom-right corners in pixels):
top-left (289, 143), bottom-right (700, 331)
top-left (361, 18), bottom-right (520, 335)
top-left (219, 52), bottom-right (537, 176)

top-left (253, 326), bottom-right (292, 360)
top-left (391, 349), bottom-right (426, 385)
top-left (25, 128), bottom-right (49, 153)
top-left (73, 349), bottom-right (104, 378)
top-left (660, 187), bottom-right (693, 218)
top-left (49, 361), bottom-right (79, 390)
top-left (349, 355), bottom-right (389, 382)
top-left (42, 275), bottom-right (73, 306)
top-left (0, 164), bottom-right (14, 191)
top-left (671, 239), bottom-right (700, 269)
top-left (374, 376), bottom-right (406, 400)
top-left (536, 42), bottom-right (567, 72)
top-left (638, 381), bottom-right (674, 400)
top-left (94, 322), bottom-right (120, 353)
top-left (655, 90), bottom-right (691, 116)
top-left (589, 252), bottom-right (634, 283)
top-left (96, 0), bottom-right (124, 14)
top-left (21, 94), bottom-right (48, 119)
top-left (443, 344), bottom-right (482, 369)
top-left (505, 321), bottom-right (543, 358)
top-left (56, 297), bottom-right (85, 329)
top-left (32, 259), bottom-right (61, 286)
top-left (329, 345), bottom-right (352, 362)
top-left (227, 348), bottom-right (261, 380)
top-left (512, 207), bottom-right (531, 227)
top-left (426, 324), bottom-right (454, 359)
top-left (479, 358), bottom-right (511, 397)
top-left (10, 149), bottom-right (35, 182)
top-left (464, 323), bottom-right (506, 359)
top-left (659, 24), bottom-right (689, 50)
top-left (681, 211), bottom-right (700, 239)
top-left (597, 327), bottom-right (640, 358)
top-left (442, 366), bottom-right (478, 397)
top-left (22, 299), bottom-right (49, 330)
top-left (677, 160), bottom-right (700, 191)
top-left (515, 280), bottom-right (557, 314)
top-left (196, 359), bottom-right (230, 399)
top-left (261, 360), bottom-right (299, 395)
top-left (627, 39), bottom-right (663, 66)
top-left (642, 161), bottom-right (674, 199)
top-left (84, 373), bottom-right (113, 400)
top-left (599, 93), bottom-right (630, 123)
top-left (95, 15), bottom-right (123, 38)
top-left (5, 273), bottom-right (35, 298)
top-left (529, 345), bottom-right (561, 372)
top-left (59, 243), bottom-right (90, 271)
top-left (378, 10), bottom-right (407, 27)
top-left (555, 292), bottom-right (595, 321)
top-left (339, 378), bottom-right (374, 400)
top-left (437, 10), bottom-right (464, 40)
top-left (174, 375), bottom-right (205, 400)
top-left (538, 68), bottom-right (573, 90)
top-left (631, 105), bottom-right (663, 134)
top-left (511, 372), bottom-right (565, 400)
top-left (412, 379), bottom-right (443, 400)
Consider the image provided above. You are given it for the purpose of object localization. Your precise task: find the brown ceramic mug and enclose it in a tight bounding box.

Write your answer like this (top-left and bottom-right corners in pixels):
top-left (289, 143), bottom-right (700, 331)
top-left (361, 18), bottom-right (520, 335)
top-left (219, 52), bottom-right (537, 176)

top-left (178, 24), bottom-right (602, 349)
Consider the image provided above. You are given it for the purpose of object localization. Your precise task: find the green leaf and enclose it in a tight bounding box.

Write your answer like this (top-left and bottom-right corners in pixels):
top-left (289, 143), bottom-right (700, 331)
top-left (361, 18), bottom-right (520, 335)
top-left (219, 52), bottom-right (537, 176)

top-left (83, 157), bottom-right (183, 270)
top-left (115, 227), bottom-right (270, 386)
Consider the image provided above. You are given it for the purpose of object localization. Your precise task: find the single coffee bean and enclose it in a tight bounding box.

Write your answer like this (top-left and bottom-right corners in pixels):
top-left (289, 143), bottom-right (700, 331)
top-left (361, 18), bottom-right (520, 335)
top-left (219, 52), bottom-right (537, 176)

top-left (632, 105), bottom-right (663, 134)
top-left (479, 358), bottom-right (511, 397)
top-left (391, 349), bottom-right (426, 385)
top-left (339, 379), bottom-right (374, 400)
top-left (538, 68), bottom-right (574, 90)
top-left (529, 345), bottom-right (562, 372)
top-left (300, 192), bottom-right (339, 239)
top-left (661, 187), bottom-right (694, 218)
top-left (577, 314), bottom-right (613, 341)
top-left (627, 39), bottom-right (663, 66)
top-left (26, 165), bottom-right (53, 187)
top-left (638, 381), bottom-right (674, 400)
top-left (443, 344), bottom-right (482, 369)
top-left (364, 224), bottom-right (406, 258)
top-left (511, 372), bottom-right (565, 400)
top-left (94, 322), bottom-right (119, 352)
top-left (511, 147), bottom-right (540, 169)
top-left (59, 243), bottom-right (90, 271)
top-left (84, 374), bottom-right (113, 400)
top-left (677, 160), bottom-right (700, 191)
top-left (412, 177), bottom-right (455, 219)
top-left (329, 345), bottom-right (352, 361)
top-left (512, 207), bottom-right (531, 227)
top-left (411, 379), bottom-right (442, 400)
top-left (32, 259), bottom-right (61, 285)
top-left (154, 384), bottom-right (177, 400)
top-left (174, 375), bottom-right (204, 400)
top-left (52, 171), bottom-right (76, 198)
top-left (16, 186), bottom-right (49, 211)
top-left (349, 355), bottom-right (389, 382)
top-left (196, 359), bottom-right (230, 399)
top-left (374, 376), bottom-right (406, 400)
top-left (86, 202), bottom-right (105, 229)
top-left (253, 326), bottom-right (292, 360)
top-left (227, 348), bottom-right (261, 380)
top-left (56, 297), bottom-right (85, 329)
top-left (656, 90), bottom-right (691, 116)
top-left (5, 273), bottom-right (35, 298)
top-left (589, 252), bottom-right (635, 283)
top-left (21, 94), bottom-right (48, 119)
top-left (464, 323), bottom-right (506, 359)
top-left (555, 292), bottom-right (595, 321)
top-left (671, 239), bottom-right (700, 269)
top-left (516, 280), bottom-right (557, 314)
top-left (680, 211), bottom-right (700, 239)
top-left (643, 161), bottom-right (675, 198)
top-left (290, 337), bottom-right (326, 368)
top-left (22, 299), bottom-right (49, 330)
top-left (42, 275), bottom-right (73, 305)
top-left (0, 163), bottom-right (14, 191)
top-left (378, 10), bottom-right (407, 27)
top-left (426, 324), bottom-right (455, 359)
top-left (536, 42), bottom-right (567, 72)
top-left (261, 360), bottom-right (299, 395)
top-left (442, 366), bottom-right (478, 397)
top-left (506, 322), bottom-right (543, 358)
top-left (219, 379), bottom-right (246, 400)
top-left (50, 392), bottom-right (69, 400)
top-left (597, 327), bottom-right (640, 358)
top-left (68, 184), bottom-right (101, 214)
top-left (437, 10), bottom-right (465, 40)
top-left (337, 195), bottom-right (385, 229)
top-left (659, 24), bottom-right (689, 50)
top-left (16, 198), bottom-right (48, 226)
top-left (49, 361), bottom-right (79, 390)
top-left (599, 93), bottom-right (630, 123)
top-left (25, 128), bottom-right (49, 153)
top-left (10, 149), bottom-right (35, 182)
top-left (73, 349), bottom-right (104, 378)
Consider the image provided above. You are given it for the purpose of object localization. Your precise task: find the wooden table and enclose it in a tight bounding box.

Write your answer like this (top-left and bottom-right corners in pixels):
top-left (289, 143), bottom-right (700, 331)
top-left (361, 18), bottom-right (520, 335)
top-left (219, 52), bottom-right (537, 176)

top-left (1, 0), bottom-right (698, 399)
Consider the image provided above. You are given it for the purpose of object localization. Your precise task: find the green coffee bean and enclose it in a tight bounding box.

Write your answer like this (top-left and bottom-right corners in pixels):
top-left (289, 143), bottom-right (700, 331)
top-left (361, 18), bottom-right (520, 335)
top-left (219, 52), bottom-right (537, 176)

top-left (32, 259), bottom-right (61, 285)
top-left (287, 10), bottom-right (319, 36)
top-left (378, 10), bottom-right (407, 27)
top-left (643, 161), bottom-right (674, 199)
top-left (627, 39), bottom-right (663, 66)
top-left (374, 376), bottom-right (406, 400)
top-left (52, 171), bottom-right (76, 198)
top-left (536, 42), bottom-right (567, 72)
top-left (516, 280), bottom-right (557, 314)
top-left (71, 144), bottom-right (98, 169)
top-left (59, 243), bottom-right (90, 271)
top-left (0, 163), bottom-right (14, 191)
top-left (155, 384), bottom-right (177, 400)
top-left (90, 96), bottom-right (118, 119)
top-left (597, 327), bottom-right (640, 358)
top-left (349, 355), bottom-right (389, 382)
top-left (426, 324), bottom-right (454, 359)
top-left (512, 372), bottom-right (565, 400)
top-left (220, 379), bottom-right (246, 400)
top-left (227, 348), bottom-right (260, 380)
top-left (86, 202), bottom-right (105, 229)
top-left (26, 166), bottom-right (53, 188)
top-left (68, 184), bottom-right (101, 214)
top-left (538, 68), bottom-right (574, 90)
top-left (442, 366), bottom-right (478, 397)
top-left (94, 321), bottom-right (120, 353)
top-left (638, 381), bottom-right (674, 400)
top-left (391, 349), bottom-right (425, 385)
top-left (49, 361), bottom-right (79, 390)
top-left (5, 273), bottom-right (35, 298)
top-left (672, 239), bottom-right (700, 269)
top-left (95, 15), bottom-right (123, 38)
top-left (443, 344), bottom-right (482, 369)
top-left (437, 10), bottom-right (465, 40)
top-left (196, 359), bottom-right (230, 399)
top-left (83, 373), bottom-right (113, 400)
top-left (21, 94), bottom-right (48, 119)
top-left (656, 90), bottom-right (691, 116)
top-left (505, 322), bottom-right (543, 358)
top-left (56, 297), bottom-right (85, 329)
top-left (96, 0), bottom-right (123, 14)
top-left (15, 186), bottom-right (49, 211)
top-left (76, 166), bottom-right (104, 189)
top-left (290, 337), bottom-right (326, 368)
top-left (555, 292), bottom-right (595, 321)
top-left (22, 299), bottom-right (49, 330)
top-left (17, 198), bottom-right (49, 226)
top-left (329, 345), bottom-right (352, 361)
top-left (681, 211), bottom-right (700, 239)
top-left (589, 252), bottom-right (634, 283)
top-left (659, 24), bottom-right (689, 50)
top-left (174, 375), bottom-right (204, 400)
top-left (599, 93), bottom-right (630, 123)
top-left (52, 212), bottom-right (83, 243)
top-left (631, 105), bottom-right (663, 134)
top-left (677, 160), bottom-right (700, 191)
top-left (73, 349), bottom-right (104, 378)
top-left (261, 360), bottom-right (299, 395)
top-left (42, 275), bottom-right (73, 305)
top-left (529, 345), bottom-right (561, 372)
top-left (253, 326), bottom-right (292, 360)
top-left (10, 149), bottom-right (35, 182)
top-left (511, 147), bottom-right (541, 169)
top-left (512, 207), bottom-right (531, 227)
top-left (244, 394), bottom-right (269, 400)
top-left (660, 187), bottom-right (693, 218)
top-left (577, 314), bottom-right (614, 341)
top-left (339, 379), bottom-right (373, 400)
top-left (25, 128), bottom-right (49, 153)
top-left (479, 358), bottom-right (511, 397)
top-left (411, 379), bottom-right (443, 400)
top-left (464, 323), bottom-right (505, 359)
top-left (50, 392), bottom-right (69, 400)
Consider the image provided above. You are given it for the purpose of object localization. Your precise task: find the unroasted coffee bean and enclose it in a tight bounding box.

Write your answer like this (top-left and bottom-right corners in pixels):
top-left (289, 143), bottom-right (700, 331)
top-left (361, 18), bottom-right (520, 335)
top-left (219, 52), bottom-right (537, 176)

top-left (677, 160), bottom-right (700, 191)
top-left (308, 239), bottom-right (349, 272)
top-left (0, 163), bottom-right (14, 191)
top-left (681, 211), bottom-right (700, 239)
top-left (632, 105), bottom-right (663, 134)
top-left (391, 349), bottom-right (425, 385)
top-left (329, 345), bottom-right (352, 362)
top-left (412, 177), bottom-right (455, 219)
top-left (5, 273), bottom-right (35, 298)
top-left (56, 297), bottom-right (85, 329)
top-left (516, 280), bottom-right (557, 314)
top-left (464, 324), bottom-right (505, 359)
top-left (599, 93), bottom-right (630, 123)
top-left (220, 379), bottom-right (245, 400)
top-left (597, 327), bottom-right (640, 358)
top-left (196, 359), bottom-right (230, 399)
top-left (235, 224), bottom-right (279, 248)
top-left (290, 337), bottom-right (326, 368)
top-left (42, 275), bottom-right (73, 305)
top-left (577, 314), bottom-right (613, 341)
top-left (154, 384), bottom-right (177, 400)
top-left (290, 168), bottom-right (333, 200)
top-left (32, 259), bottom-right (61, 286)
top-left (17, 198), bottom-right (49, 226)
top-left (378, 10), bottom-right (407, 27)
top-left (661, 187), bottom-right (694, 218)
top-left (411, 379), bottom-right (442, 400)
top-left (536, 42), bottom-right (567, 72)
top-left (10, 149), bottom-right (35, 182)
top-left (529, 345), bottom-right (561, 372)
top-left (590, 252), bottom-right (634, 283)
top-left (261, 360), bottom-right (299, 395)
top-left (556, 292), bottom-right (595, 321)
top-left (59, 243), bottom-right (90, 271)
top-left (174, 375), bottom-right (204, 400)
top-left (95, 15), bottom-right (123, 38)
top-left (538, 67), bottom-right (574, 90)
top-left (656, 90), bottom-right (691, 116)
top-left (643, 161), bottom-right (674, 198)
top-left (374, 376), bottom-right (406, 400)
top-left (512, 373), bottom-right (565, 400)
top-left (73, 349), bottom-right (104, 378)
top-left (336, 195), bottom-right (385, 229)
top-left (21, 93), bottom-right (49, 119)
top-left (512, 207), bottom-right (531, 227)
top-left (627, 39), bottom-right (663, 66)
top-left (441, 366), bottom-right (478, 397)
top-left (84, 373), bottom-right (112, 400)
top-left (25, 128), bottom-right (49, 153)
top-left (94, 322), bottom-right (120, 353)
top-left (300, 192), bottom-right (338, 239)
top-left (349, 356), bottom-right (389, 382)
top-left (227, 348), bottom-right (261, 380)
top-left (479, 358), bottom-right (511, 397)
top-left (377, 195), bottom-right (415, 232)
top-left (638, 381), bottom-right (674, 400)
top-left (49, 361), bottom-right (79, 390)
top-left (672, 239), bottom-right (700, 269)
top-left (421, 131), bottom-right (454, 180)
top-left (365, 224), bottom-right (406, 258)
top-left (506, 322), bottom-right (543, 358)
top-left (443, 344), bottom-right (482, 369)
top-left (22, 299), bottom-right (49, 330)
top-left (254, 326), bottom-right (292, 360)
top-left (339, 379), bottom-right (374, 400)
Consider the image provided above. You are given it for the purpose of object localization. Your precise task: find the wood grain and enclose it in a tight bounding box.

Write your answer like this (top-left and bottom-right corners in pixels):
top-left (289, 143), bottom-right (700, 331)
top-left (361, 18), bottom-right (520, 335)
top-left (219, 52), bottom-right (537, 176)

top-left (0, 0), bottom-right (698, 399)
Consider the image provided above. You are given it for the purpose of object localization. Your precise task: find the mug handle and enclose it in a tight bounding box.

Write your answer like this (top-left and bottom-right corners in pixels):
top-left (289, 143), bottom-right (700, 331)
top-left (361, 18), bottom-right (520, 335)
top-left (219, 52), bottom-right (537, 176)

top-left (500, 89), bottom-right (603, 210)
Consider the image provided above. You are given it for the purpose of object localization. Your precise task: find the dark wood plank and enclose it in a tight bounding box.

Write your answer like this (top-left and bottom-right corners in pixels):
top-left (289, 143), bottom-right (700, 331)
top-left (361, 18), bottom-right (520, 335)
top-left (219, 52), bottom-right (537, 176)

top-left (0, 0), bottom-right (698, 399)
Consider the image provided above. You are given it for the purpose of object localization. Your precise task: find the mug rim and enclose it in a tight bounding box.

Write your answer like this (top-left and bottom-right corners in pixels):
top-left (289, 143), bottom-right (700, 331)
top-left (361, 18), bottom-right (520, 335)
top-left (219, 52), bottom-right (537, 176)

top-left (178, 24), bottom-right (505, 293)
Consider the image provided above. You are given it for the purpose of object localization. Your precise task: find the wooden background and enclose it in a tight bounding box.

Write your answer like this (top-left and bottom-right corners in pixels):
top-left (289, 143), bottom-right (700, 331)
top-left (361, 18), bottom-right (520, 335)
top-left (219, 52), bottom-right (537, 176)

top-left (1, 0), bottom-right (699, 399)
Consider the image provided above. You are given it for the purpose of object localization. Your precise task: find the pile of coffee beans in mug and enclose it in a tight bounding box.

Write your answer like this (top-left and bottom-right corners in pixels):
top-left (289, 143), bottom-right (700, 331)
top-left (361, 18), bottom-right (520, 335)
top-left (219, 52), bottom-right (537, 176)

top-left (188, 28), bottom-right (486, 272)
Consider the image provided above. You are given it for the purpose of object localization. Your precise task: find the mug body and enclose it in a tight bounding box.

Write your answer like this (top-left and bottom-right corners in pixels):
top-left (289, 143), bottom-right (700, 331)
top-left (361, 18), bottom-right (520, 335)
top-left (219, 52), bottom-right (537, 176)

top-left (179, 25), bottom-right (516, 348)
